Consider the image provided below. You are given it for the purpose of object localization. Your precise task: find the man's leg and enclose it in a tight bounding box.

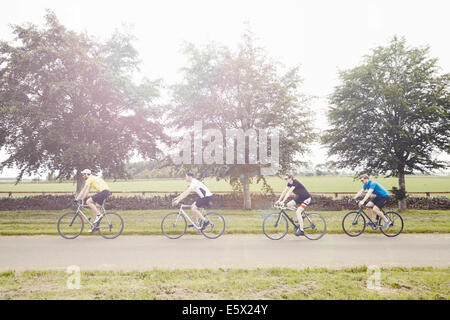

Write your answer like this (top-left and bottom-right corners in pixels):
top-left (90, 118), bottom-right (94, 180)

top-left (86, 197), bottom-right (101, 219)
top-left (191, 202), bottom-right (206, 224)
top-left (373, 205), bottom-right (389, 222)
top-left (365, 201), bottom-right (374, 220)
top-left (296, 206), bottom-right (305, 231)
top-left (287, 200), bottom-right (304, 231)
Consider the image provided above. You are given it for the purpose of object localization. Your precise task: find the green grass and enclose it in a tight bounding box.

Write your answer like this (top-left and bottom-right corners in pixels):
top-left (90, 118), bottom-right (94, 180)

top-left (0, 176), bottom-right (449, 197)
top-left (0, 209), bottom-right (449, 235)
top-left (0, 267), bottom-right (448, 299)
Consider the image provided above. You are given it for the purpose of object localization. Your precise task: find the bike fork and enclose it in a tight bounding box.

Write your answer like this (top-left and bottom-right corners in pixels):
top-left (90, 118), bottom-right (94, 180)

top-left (275, 212), bottom-right (282, 227)
top-left (69, 211), bottom-right (80, 227)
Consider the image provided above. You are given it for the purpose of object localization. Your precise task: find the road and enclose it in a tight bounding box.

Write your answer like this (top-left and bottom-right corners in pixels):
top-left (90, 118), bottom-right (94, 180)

top-left (0, 234), bottom-right (449, 271)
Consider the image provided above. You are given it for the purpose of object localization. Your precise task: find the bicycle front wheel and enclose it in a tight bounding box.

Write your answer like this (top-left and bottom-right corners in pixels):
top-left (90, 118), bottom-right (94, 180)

top-left (98, 212), bottom-right (124, 239)
top-left (380, 211), bottom-right (404, 237)
top-left (263, 212), bottom-right (288, 240)
top-left (57, 212), bottom-right (84, 239)
top-left (342, 211), bottom-right (366, 237)
top-left (201, 212), bottom-right (226, 239)
top-left (161, 212), bottom-right (187, 239)
top-left (303, 213), bottom-right (326, 240)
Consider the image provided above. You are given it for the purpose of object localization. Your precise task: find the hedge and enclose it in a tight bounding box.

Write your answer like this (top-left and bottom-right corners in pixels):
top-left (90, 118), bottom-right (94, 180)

top-left (0, 194), bottom-right (449, 211)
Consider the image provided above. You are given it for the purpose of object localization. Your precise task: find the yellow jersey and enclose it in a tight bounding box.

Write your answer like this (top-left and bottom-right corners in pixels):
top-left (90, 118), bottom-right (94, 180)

top-left (85, 175), bottom-right (109, 193)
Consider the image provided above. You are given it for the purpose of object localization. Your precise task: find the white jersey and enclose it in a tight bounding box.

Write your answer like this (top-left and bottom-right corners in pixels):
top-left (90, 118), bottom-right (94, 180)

top-left (189, 178), bottom-right (213, 198)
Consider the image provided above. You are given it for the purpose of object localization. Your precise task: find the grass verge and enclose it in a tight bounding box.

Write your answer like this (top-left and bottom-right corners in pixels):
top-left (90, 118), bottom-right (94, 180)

top-left (0, 209), bottom-right (449, 235)
top-left (0, 267), bottom-right (448, 300)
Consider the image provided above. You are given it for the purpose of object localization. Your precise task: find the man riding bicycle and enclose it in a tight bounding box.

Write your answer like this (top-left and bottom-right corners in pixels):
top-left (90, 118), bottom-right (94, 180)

top-left (172, 172), bottom-right (213, 231)
top-left (276, 173), bottom-right (312, 237)
top-left (75, 169), bottom-right (112, 232)
top-left (353, 174), bottom-right (391, 229)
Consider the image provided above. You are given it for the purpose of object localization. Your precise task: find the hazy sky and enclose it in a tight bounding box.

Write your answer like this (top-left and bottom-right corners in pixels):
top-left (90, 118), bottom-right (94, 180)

top-left (0, 0), bottom-right (449, 177)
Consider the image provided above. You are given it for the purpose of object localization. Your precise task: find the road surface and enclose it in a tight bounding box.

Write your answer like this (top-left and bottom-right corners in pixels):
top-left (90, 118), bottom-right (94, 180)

top-left (0, 234), bottom-right (449, 271)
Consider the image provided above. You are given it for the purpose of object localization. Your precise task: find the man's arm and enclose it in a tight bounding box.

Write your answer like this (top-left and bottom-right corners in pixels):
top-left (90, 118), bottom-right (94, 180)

top-left (276, 187), bottom-right (289, 203)
top-left (361, 189), bottom-right (374, 203)
top-left (353, 188), bottom-right (365, 200)
top-left (75, 185), bottom-right (90, 201)
top-left (173, 188), bottom-right (192, 204)
top-left (281, 187), bottom-right (295, 203)
top-left (359, 189), bottom-right (374, 206)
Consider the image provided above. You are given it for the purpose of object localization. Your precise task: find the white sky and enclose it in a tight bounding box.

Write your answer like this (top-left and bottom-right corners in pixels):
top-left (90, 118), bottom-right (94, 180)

top-left (0, 0), bottom-right (449, 177)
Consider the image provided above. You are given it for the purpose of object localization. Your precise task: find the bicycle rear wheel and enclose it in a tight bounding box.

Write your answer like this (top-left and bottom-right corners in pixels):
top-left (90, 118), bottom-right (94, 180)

top-left (201, 212), bottom-right (226, 239)
top-left (303, 212), bottom-right (326, 240)
top-left (263, 212), bottom-right (288, 240)
top-left (342, 211), bottom-right (366, 237)
top-left (57, 212), bottom-right (84, 239)
top-left (380, 211), bottom-right (404, 237)
top-left (98, 212), bottom-right (124, 239)
top-left (161, 212), bottom-right (187, 239)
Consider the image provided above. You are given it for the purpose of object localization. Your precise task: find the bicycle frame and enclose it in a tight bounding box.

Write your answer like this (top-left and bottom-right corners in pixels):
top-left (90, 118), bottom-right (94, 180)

top-left (273, 204), bottom-right (314, 230)
top-left (353, 206), bottom-right (384, 229)
top-left (175, 204), bottom-right (205, 230)
top-left (70, 202), bottom-right (107, 228)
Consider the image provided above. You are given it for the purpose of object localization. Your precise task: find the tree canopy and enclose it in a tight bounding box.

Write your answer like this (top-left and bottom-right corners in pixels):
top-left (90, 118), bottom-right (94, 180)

top-left (169, 30), bottom-right (315, 209)
top-left (322, 36), bottom-right (450, 208)
top-left (0, 11), bottom-right (166, 192)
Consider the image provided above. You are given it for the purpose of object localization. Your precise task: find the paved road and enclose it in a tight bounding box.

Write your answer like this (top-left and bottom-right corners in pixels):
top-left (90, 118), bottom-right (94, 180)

top-left (0, 234), bottom-right (449, 271)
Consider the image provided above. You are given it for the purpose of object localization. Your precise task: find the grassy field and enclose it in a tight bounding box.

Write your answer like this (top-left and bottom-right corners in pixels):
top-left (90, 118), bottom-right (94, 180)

top-left (0, 267), bottom-right (448, 299)
top-left (0, 209), bottom-right (449, 235)
top-left (0, 176), bottom-right (449, 197)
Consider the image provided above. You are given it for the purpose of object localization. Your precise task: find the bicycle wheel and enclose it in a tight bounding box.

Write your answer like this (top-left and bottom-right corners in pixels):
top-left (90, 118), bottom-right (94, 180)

top-left (57, 212), bottom-right (84, 239)
top-left (263, 212), bottom-right (289, 240)
top-left (380, 211), bottom-right (404, 237)
top-left (98, 212), bottom-right (124, 239)
top-left (201, 212), bottom-right (226, 239)
top-left (342, 211), bottom-right (366, 237)
top-left (302, 212), bottom-right (326, 240)
top-left (161, 212), bottom-right (187, 239)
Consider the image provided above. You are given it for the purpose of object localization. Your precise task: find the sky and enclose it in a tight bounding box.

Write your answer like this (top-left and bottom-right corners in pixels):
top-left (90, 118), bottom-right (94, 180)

top-left (0, 0), bottom-right (449, 178)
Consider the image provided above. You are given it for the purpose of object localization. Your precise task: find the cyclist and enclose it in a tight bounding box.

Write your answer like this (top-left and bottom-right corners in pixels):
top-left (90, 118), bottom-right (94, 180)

top-left (353, 174), bottom-right (391, 229)
top-left (276, 173), bottom-right (312, 237)
top-left (172, 172), bottom-right (213, 230)
top-left (75, 169), bottom-right (112, 232)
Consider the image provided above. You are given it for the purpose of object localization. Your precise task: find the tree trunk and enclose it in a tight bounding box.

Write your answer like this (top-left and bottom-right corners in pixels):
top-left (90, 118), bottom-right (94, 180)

top-left (242, 173), bottom-right (252, 210)
top-left (76, 170), bottom-right (85, 197)
top-left (398, 167), bottom-right (407, 212)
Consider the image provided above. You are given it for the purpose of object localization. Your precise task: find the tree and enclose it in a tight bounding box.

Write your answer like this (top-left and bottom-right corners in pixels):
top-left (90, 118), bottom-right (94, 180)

top-left (169, 30), bottom-right (314, 209)
top-left (0, 11), bottom-right (166, 193)
top-left (322, 36), bottom-right (450, 210)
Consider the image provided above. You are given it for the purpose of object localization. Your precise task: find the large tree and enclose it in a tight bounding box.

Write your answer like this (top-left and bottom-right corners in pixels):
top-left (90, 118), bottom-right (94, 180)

top-left (322, 36), bottom-right (450, 210)
top-left (169, 31), bottom-right (314, 209)
top-left (0, 11), bottom-right (166, 193)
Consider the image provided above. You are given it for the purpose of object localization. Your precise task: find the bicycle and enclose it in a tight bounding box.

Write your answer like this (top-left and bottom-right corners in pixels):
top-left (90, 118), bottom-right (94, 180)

top-left (57, 200), bottom-right (124, 239)
top-left (161, 203), bottom-right (226, 239)
top-left (262, 203), bottom-right (326, 240)
top-left (342, 200), bottom-right (404, 237)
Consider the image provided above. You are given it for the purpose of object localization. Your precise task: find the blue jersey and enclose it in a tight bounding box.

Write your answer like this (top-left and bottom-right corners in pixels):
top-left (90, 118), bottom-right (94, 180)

top-left (363, 180), bottom-right (390, 198)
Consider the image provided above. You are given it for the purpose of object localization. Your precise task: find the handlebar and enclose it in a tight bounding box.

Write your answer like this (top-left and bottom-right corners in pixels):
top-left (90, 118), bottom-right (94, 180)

top-left (273, 203), bottom-right (296, 211)
top-left (172, 202), bottom-right (190, 209)
top-left (69, 199), bottom-right (103, 209)
top-left (349, 198), bottom-right (373, 209)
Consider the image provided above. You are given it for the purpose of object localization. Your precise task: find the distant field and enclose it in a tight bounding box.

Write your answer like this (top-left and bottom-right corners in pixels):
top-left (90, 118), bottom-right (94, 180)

top-left (0, 176), bottom-right (449, 197)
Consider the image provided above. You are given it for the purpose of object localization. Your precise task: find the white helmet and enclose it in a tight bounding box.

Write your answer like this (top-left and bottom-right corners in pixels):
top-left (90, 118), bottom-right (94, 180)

top-left (81, 169), bottom-right (91, 175)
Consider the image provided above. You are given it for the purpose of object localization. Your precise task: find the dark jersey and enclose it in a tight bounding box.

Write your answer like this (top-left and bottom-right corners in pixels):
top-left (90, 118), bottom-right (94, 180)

top-left (287, 179), bottom-right (311, 199)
